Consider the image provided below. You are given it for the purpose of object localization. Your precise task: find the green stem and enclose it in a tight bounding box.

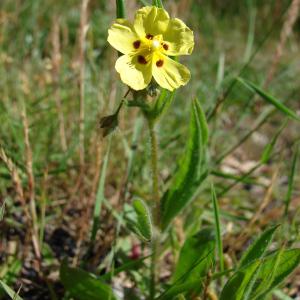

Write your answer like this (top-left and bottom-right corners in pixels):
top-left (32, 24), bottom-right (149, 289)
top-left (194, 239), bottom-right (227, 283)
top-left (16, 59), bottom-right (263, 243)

top-left (148, 119), bottom-right (160, 225)
top-left (148, 118), bottom-right (160, 300)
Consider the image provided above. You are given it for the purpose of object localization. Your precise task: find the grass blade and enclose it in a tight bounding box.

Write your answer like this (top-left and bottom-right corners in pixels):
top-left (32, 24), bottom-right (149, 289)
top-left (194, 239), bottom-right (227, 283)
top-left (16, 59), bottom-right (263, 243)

top-left (237, 77), bottom-right (300, 122)
top-left (284, 144), bottom-right (299, 216)
top-left (90, 138), bottom-right (111, 242)
top-left (0, 281), bottom-right (23, 300)
top-left (211, 184), bottom-right (224, 273)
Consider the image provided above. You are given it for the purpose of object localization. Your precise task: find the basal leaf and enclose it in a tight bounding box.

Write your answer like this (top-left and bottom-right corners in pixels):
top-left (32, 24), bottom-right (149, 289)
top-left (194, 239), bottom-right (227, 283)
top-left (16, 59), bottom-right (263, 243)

top-left (238, 78), bottom-right (300, 122)
top-left (239, 225), bottom-right (279, 268)
top-left (173, 228), bottom-right (215, 282)
top-left (221, 248), bottom-right (300, 300)
top-left (251, 249), bottom-right (300, 300)
top-left (220, 260), bottom-right (261, 300)
top-left (161, 99), bottom-right (208, 230)
top-left (157, 228), bottom-right (215, 299)
top-left (60, 261), bottom-right (119, 300)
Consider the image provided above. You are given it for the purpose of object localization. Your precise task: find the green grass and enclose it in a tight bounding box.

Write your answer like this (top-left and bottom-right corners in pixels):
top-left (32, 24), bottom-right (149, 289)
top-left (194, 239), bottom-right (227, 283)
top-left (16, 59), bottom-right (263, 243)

top-left (0, 1), bottom-right (299, 299)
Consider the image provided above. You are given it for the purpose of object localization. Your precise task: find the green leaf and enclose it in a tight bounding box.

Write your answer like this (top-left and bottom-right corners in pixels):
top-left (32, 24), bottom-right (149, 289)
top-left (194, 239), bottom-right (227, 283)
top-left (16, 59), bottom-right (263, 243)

top-left (220, 249), bottom-right (300, 300)
top-left (124, 199), bottom-right (153, 242)
top-left (161, 99), bottom-right (208, 230)
top-left (238, 78), bottom-right (300, 122)
top-left (60, 261), bottom-right (119, 300)
top-left (239, 225), bottom-right (279, 268)
top-left (157, 229), bottom-right (215, 299)
top-left (159, 228), bottom-right (215, 299)
top-left (157, 279), bottom-right (207, 300)
top-left (211, 184), bottom-right (224, 272)
top-left (251, 249), bottom-right (300, 299)
top-left (0, 281), bottom-right (23, 300)
top-left (146, 90), bottom-right (175, 121)
top-left (100, 255), bottom-right (151, 281)
top-left (152, 0), bottom-right (164, 8)
top-left (284, 144), bottom-right (299, 215)
top-left (261, 121), bottom-right (287, 164)
top-left (116, 0), bottom-right (125, 18)
top-left (91, 139), bottom-right (111, 242)
top-left (173, 228), bottom-right (215, 281)
top-left (220, 260), bottom-right (261, 300)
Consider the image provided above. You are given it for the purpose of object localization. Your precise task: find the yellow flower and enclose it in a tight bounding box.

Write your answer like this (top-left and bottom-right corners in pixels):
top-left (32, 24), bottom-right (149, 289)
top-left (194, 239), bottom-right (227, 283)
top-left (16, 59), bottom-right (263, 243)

top-left (107, 6), bottom-right (194, 91)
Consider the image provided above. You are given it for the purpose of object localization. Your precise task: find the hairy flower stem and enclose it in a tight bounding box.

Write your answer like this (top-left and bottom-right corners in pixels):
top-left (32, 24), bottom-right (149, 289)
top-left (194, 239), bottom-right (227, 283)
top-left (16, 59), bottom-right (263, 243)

top-left (147, 118), bottom-right (160, 300)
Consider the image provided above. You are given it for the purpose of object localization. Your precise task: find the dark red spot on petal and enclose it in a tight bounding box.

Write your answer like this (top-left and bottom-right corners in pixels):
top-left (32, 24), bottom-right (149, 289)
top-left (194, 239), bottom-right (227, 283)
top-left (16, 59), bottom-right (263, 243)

top-left (156, 59), bottom-right (164, 67)
top-left (133, 40), bottom-right (141, 49)
top-left (138, 55), bottom-right (147, 64)
top-left (163, 43), bottom-right (169, 50)
top-left (146, 34), bottom-right (154, 40)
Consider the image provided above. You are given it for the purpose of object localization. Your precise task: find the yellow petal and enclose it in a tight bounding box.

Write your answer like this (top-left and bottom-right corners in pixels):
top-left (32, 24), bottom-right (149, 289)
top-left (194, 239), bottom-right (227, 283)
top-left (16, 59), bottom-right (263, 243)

top-left (162, 18), bottom-right (194, 56)
top-left (134, 6), bottom-right (170, 38)
top-left (115, 54), bottom-right (152, 91)
top-left (108, 19), bottom-right (139, 54)
top-left (152, 55), bottom-right (190, 91)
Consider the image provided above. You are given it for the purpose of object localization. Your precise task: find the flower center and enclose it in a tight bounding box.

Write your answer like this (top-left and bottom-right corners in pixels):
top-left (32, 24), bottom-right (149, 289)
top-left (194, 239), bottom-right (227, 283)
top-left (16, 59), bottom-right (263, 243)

top-left (151, 40), bottom-right (160, 51)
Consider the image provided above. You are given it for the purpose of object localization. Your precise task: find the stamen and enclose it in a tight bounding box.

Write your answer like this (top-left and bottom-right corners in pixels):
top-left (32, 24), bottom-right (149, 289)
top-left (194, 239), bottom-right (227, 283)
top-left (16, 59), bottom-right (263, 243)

top-left (133, 40), bottom-right (141, 49)
top-left (146, 34), bottom-right (154, 40)
top-left (138, 55), bottom-right (147, 64)
top-left (156, 59), bottom-right (164, 67)
top-left (163, 43), bottom-right (169, 50)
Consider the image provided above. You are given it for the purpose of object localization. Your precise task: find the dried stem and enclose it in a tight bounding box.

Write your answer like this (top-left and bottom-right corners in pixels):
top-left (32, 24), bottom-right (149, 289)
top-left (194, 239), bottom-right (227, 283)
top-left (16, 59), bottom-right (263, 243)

top-left (51, 16), bottom-right (67, 152)
top-left (0, 146), bottom-right (26, 208)
top-left (78, 0), bottom-right (90, 174)
top-left (265, 0), bottom-right (300, 87)
top-left (21, 102), bottom-right (41, 260)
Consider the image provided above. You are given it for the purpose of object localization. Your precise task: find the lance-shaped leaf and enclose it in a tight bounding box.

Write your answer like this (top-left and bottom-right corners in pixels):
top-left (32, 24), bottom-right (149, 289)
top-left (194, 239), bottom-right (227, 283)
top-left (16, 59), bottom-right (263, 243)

top-left (250, 249), bottom-right (300, 300)
top-left (239, 225), bottom-right (279, 268)
top-left (161, 99), bottom-right (208, 230)
top-left (60, 261), bottom-right (119, 300)
top-left (158, 228), bottom-right (215, 300)
top-left (220, 248), bottom-right (300, 300)
top-left (220, 260), bottom-right (261, 300)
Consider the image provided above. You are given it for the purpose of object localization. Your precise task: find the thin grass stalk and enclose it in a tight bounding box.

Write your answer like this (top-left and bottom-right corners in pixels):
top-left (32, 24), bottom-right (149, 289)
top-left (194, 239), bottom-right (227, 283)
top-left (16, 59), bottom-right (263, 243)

top-left (78, 0), bottom-right (90, 174)
top-left (51, 16), bottom-right (67, 152)
top-left (21, 101), bottom-right (41, 260)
